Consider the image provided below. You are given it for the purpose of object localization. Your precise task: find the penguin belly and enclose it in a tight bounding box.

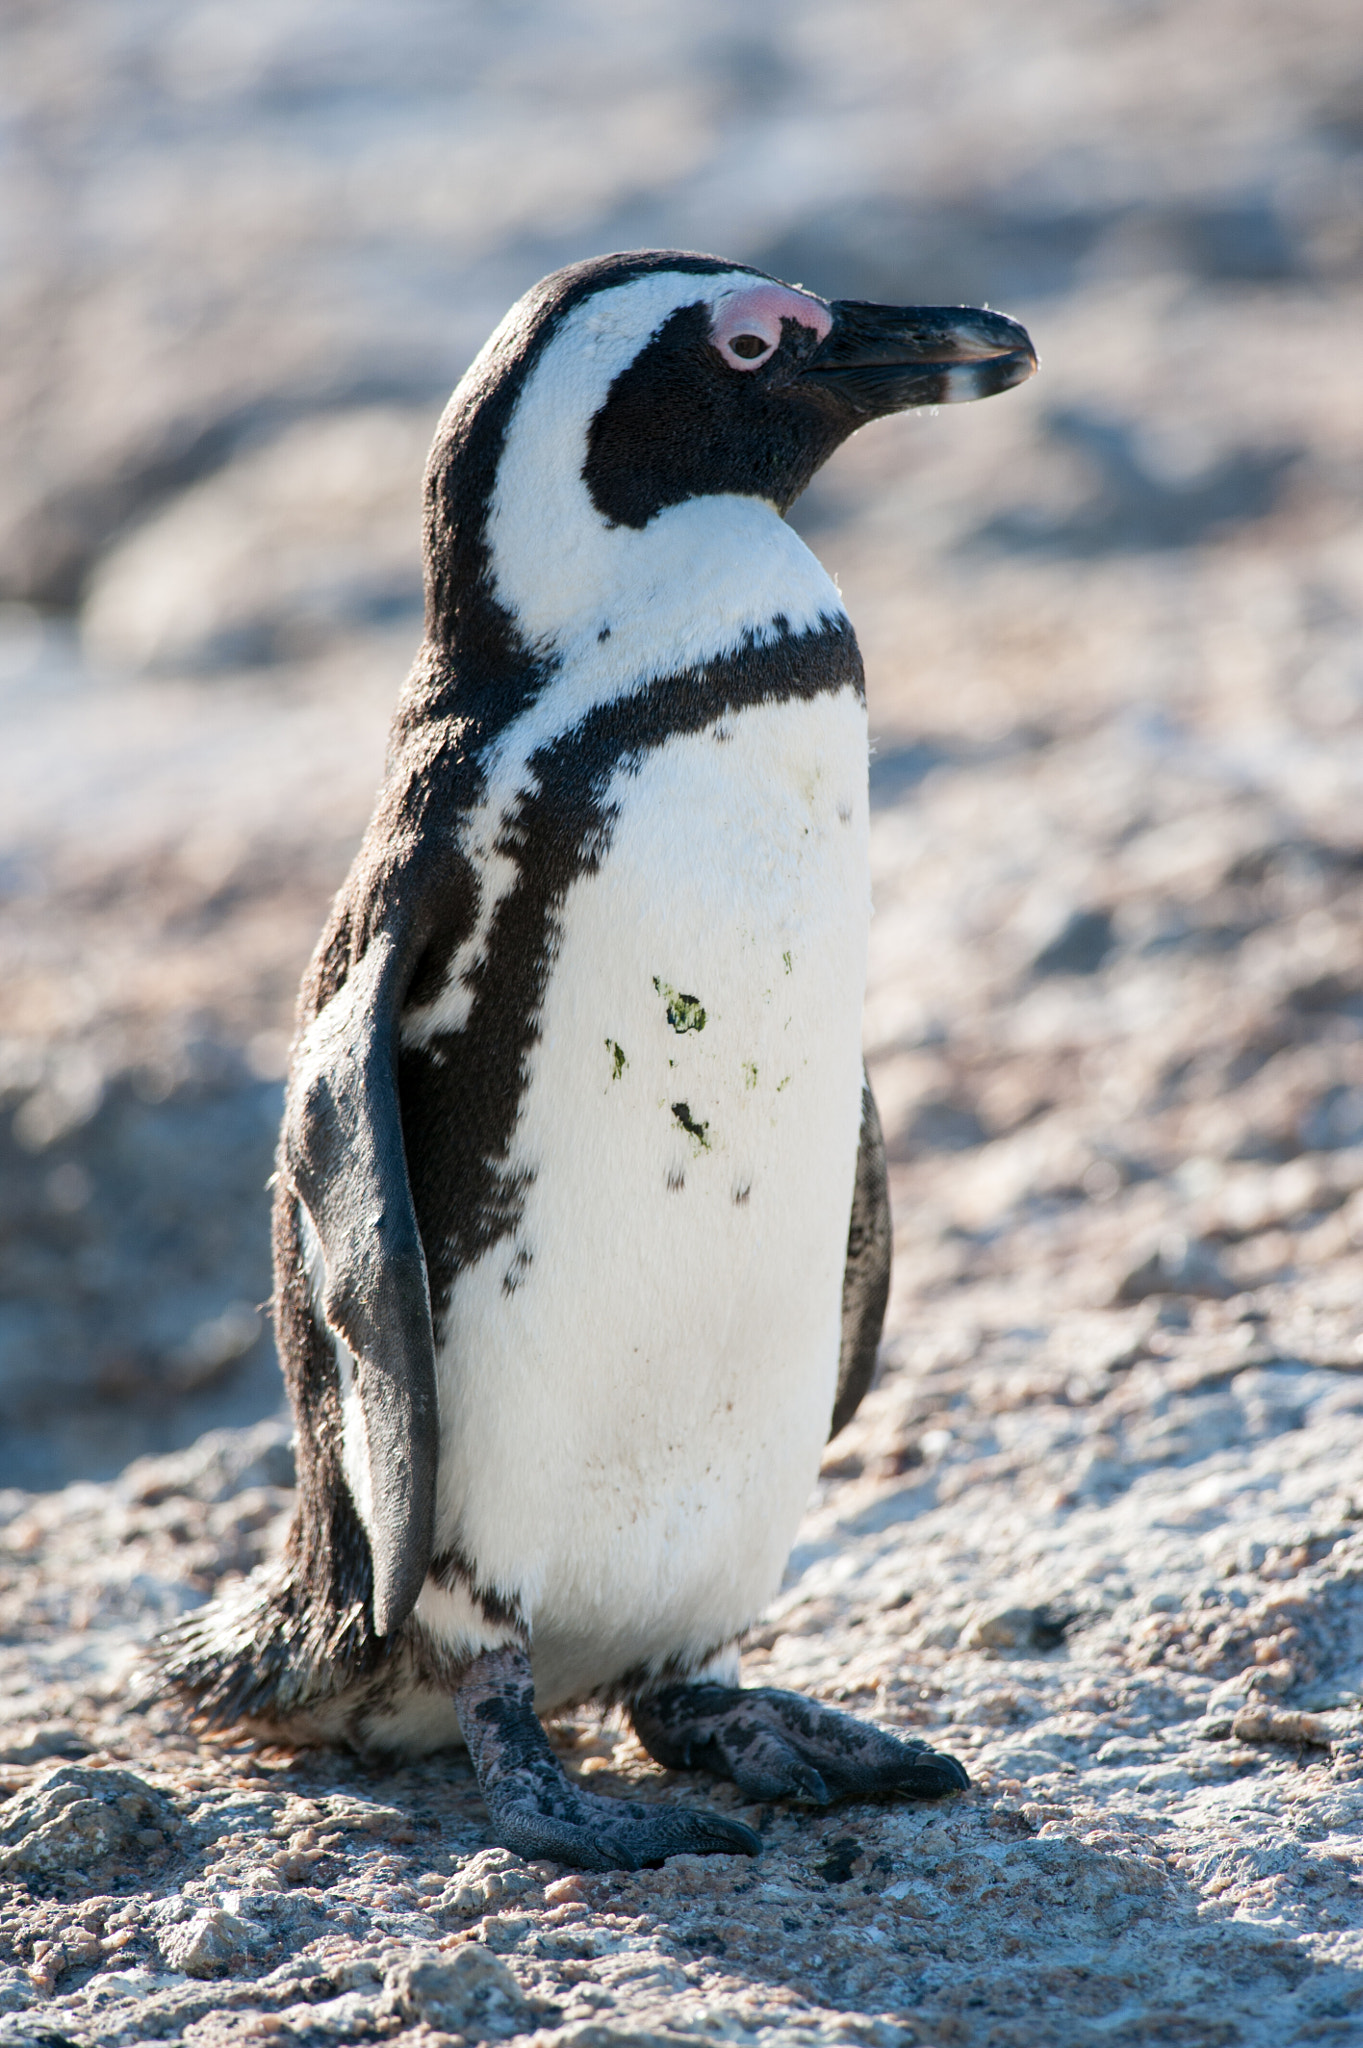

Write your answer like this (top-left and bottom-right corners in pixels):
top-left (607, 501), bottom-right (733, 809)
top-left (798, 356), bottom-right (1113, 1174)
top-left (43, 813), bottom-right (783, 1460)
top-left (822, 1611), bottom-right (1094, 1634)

top-left (418, 682), bottom-right (871, 1712)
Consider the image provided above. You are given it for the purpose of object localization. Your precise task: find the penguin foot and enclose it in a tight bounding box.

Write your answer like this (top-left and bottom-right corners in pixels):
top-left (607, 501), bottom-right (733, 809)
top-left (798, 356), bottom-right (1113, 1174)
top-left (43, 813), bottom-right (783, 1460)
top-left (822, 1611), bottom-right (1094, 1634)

top-left (453, 1647), bottom-right (761, 1873)
top-left (631, 1682), bottom-right (970, 1804)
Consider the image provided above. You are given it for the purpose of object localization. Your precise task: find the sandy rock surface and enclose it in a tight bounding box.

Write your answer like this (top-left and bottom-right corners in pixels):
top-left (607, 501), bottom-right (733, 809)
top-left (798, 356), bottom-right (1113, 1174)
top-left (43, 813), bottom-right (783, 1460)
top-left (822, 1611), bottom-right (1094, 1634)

top-left (3, 0), bottom-right (1363, 2039)
top-left (3, 1310), bottom-right (1363, 2045)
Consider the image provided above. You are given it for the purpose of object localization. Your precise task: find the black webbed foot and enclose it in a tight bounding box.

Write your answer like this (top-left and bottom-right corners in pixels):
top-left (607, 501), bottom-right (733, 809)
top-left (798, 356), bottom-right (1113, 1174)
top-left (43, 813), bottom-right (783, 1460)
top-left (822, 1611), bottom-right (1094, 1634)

top-left (631, 1682), bottom-right (970, 1804)
top-left (452, 1647), bottom-right (760, 1872)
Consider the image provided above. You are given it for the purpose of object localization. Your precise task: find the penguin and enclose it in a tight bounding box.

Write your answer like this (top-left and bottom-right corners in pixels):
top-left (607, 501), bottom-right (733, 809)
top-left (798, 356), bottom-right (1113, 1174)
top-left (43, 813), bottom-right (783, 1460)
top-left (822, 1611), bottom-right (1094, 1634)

top-left (155, 251), bottom-right (1036, 1871)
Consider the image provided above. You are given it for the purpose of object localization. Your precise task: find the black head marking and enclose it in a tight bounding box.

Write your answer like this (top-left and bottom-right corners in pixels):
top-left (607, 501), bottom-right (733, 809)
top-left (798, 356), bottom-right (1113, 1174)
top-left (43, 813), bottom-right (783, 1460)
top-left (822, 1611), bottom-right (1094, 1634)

top-left (581, 284), bottom-right (1034, 534)
top-left (583, 299), bottom-right (840, 529)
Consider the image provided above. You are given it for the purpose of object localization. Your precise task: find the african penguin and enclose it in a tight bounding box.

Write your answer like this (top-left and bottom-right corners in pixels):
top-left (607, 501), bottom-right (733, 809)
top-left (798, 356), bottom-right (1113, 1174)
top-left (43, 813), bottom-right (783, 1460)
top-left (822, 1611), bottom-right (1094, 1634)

top-left (155, 251), bottom-right (1036, 1870)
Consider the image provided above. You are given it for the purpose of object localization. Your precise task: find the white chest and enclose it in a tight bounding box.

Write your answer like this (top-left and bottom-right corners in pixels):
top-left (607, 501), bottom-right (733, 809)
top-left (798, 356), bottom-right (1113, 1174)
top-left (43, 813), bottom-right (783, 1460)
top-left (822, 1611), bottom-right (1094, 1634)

top-left (415, 683), bottom-right (871, 1708)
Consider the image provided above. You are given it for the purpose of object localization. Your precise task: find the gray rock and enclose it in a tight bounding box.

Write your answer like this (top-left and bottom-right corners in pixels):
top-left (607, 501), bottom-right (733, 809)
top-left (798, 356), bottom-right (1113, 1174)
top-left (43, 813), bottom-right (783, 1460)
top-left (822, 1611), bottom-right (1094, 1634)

top-left (276, 1990), bottom-right (390, 2038)
top-left (901, 1095), bottom-right (989, 1154)
top-left (0, 1765), bottom-right (177, 1880)
top-left (158, 1907), bottom-right (254, 1979)
top-left (384, 1944), bottom-right (532, 2038)
top-left (0, 1072), bottom-right (286, 1491)
top-left (0, 1977), bottom-right (33, 2017)
top-left (541, 2031), bottom-right (707, 2048)
top-left (963, 1604), bottom-right (1040, 1649)
top-left (439, 1846), bottom-right (539, 1919)
top-left (961, 1604), bottom-right (1074, 1651)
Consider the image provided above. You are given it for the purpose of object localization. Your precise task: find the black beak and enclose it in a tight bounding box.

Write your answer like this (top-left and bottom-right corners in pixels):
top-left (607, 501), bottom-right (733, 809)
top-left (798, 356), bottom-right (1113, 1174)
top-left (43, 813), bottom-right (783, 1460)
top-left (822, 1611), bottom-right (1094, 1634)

top-left (800, 301), bottom-right (1037, 416)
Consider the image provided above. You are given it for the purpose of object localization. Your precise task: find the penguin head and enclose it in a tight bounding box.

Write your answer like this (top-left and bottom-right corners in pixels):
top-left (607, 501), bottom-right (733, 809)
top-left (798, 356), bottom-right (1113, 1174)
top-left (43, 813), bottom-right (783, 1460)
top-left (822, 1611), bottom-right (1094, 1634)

top-left (579, 267), bottom-right (1035, 531)
top-left (422, 253), bottom-right (1034, 683)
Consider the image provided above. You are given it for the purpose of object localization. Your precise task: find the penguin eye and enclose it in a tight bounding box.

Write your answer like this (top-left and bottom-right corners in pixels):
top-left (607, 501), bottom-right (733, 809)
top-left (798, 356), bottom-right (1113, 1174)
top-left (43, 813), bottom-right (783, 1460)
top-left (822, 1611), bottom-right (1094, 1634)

top-left (711, 283), bottom-right (830, 372)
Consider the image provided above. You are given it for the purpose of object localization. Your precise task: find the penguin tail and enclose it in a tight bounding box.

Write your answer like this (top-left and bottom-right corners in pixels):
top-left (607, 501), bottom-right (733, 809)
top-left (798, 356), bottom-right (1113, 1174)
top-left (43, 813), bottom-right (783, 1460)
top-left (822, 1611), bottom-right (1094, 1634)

top-left (144, 1559), bottom-right (380, 1742)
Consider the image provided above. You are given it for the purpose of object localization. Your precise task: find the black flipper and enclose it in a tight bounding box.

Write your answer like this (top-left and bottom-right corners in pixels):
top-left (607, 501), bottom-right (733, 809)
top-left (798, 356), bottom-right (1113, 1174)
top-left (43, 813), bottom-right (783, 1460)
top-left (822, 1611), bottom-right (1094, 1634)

top-left (284, 929), bottom-right (438, 1638)
top-left (829, 1072), bottom-right (892, 1440)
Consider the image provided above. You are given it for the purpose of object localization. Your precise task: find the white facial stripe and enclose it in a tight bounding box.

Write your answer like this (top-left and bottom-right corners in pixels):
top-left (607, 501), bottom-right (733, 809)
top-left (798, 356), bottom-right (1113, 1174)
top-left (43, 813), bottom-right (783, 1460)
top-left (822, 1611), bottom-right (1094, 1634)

top-left (486, 271), bottom-right (843, 677)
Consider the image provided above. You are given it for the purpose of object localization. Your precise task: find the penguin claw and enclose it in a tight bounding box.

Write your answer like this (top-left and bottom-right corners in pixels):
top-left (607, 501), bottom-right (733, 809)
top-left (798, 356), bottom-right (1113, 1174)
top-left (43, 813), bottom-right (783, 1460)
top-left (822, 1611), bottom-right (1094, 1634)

top-left (897, 1750), bottom-right (971, 1795)
top-left (790, 1762), bottom-right (832, 1805)
top-left (490, 1797), bottom-right (759, 1873)
top-left (632, 1682), bottom-right (970, 1806)
top-left (452, 1645), bottom-right (760, 1874)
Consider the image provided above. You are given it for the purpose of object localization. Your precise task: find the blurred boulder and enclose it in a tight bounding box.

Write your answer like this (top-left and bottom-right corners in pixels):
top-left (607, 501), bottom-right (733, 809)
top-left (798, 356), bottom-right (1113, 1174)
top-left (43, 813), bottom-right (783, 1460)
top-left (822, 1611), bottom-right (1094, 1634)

top-left (1032, 907), bottom-right (1116, 977)
top-left (0, 1726), bottom-right (91, 1767)
top-left (81, 409), bottom-right (433, 675)
top-left (119, 1417), bottom-right (294, 1508)
top-left (978, 409), bottom-right (1301, 557)
top-left (1116, 1233), bottom-right (1237, 1303)
top-left (1298, 1085), bottom-right (1363, 1152)
top-left (901, 1095), bottom-right (990, 1154)
top-left (963, 1604), bottom-right (1050, 1651)
top-left (0, 1068), bottom-right (284, 1490)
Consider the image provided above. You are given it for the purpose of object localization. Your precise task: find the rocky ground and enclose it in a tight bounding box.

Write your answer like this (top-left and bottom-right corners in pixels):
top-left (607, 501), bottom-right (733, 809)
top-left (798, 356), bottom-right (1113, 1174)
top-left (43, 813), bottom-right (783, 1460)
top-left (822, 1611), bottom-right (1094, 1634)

top-left (3, 0), bottom-right (1363, 2041)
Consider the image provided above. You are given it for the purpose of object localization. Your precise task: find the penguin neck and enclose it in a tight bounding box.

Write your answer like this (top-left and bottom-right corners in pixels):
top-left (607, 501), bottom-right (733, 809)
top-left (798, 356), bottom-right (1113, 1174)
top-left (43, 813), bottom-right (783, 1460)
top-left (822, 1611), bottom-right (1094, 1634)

top-left (486, 483), bottom-right (845, 704)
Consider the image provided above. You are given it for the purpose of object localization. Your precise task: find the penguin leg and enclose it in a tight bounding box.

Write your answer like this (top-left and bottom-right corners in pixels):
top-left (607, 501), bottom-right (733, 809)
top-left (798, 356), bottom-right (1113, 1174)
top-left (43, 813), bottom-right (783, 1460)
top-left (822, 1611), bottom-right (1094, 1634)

top-left (631, 1683), bottom-right (970, 1805)
top-left (453, 1647), bottom-right (761, 1872)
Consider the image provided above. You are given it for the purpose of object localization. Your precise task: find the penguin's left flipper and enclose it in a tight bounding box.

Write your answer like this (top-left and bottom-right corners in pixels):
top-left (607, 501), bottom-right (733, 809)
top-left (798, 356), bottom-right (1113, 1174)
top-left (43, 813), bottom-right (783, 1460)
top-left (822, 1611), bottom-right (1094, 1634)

top-left (830, 1074), bottom-right (893, 1440)
top-left (284, 927), bottom-right (439, 1638)
top-left (455, 1648), bottom-right (760, 1872)
top-left (632, 1683), bottom-right (969, 1804)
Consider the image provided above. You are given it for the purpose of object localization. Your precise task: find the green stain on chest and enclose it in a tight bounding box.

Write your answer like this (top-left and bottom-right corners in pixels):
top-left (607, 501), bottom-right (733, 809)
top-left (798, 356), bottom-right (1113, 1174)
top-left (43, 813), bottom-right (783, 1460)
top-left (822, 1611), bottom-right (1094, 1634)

top-left (671, 1101), bottom-right (711, 1151)
top-left (653, 977), bottom-right (707, 1034)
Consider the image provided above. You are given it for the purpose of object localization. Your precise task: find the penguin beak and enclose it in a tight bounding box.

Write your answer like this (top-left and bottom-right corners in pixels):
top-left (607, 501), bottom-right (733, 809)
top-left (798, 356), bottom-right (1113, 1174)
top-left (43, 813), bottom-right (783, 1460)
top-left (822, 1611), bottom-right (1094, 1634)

top-left (800, 302), bottom-right (1037, 416)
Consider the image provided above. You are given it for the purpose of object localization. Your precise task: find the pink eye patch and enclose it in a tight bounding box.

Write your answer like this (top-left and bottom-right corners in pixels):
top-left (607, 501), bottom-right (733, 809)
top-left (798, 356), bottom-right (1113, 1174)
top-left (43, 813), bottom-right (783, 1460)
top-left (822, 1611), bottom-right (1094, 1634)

top-left (710, 282), bottom-right (832, 370)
